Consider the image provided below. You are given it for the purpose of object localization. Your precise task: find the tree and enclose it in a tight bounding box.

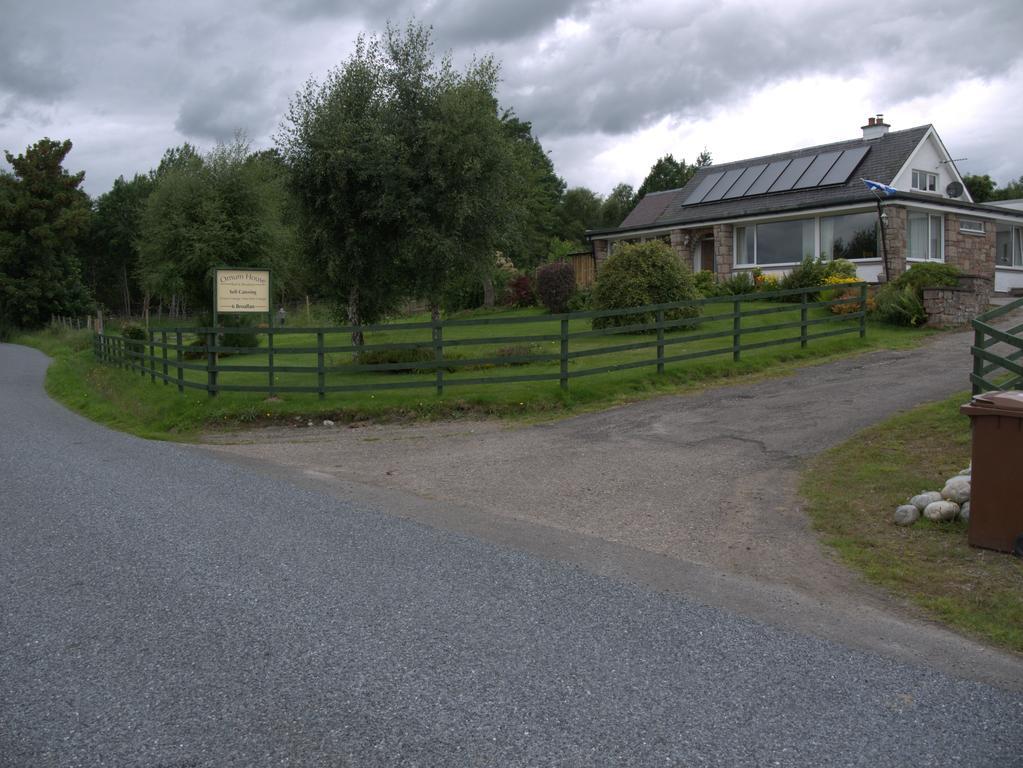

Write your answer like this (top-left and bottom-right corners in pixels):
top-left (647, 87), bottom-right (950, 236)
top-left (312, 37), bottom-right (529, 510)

top-left (635, 150), bottom-right (712, 200)
top-left (81, 173), bottom-right (154, 316)
top-left (136, 137), bottom-right (298, 319)
top-left (278, 21), bottom-right (521, 337)
top-left (599, 183), bottom-right (636, 228)
top-left (498, 112), bottom-right (565, 270)
top-left (0, 138), bottom-right (92, 329)
top-left (963, 174), bottom-right (996, 203)
top-left (554, 187), bottom-right (604, 245)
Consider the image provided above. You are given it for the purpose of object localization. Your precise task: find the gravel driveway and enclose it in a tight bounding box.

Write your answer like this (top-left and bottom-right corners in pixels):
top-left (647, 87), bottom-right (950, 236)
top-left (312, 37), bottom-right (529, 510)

top-left (205, 327), bottom-right (1023, 687)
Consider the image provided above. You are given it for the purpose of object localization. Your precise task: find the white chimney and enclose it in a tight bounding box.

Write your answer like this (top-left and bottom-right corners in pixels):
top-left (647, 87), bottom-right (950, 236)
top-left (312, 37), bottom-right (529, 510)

top-left (862, 113), bottom-right (890, 140)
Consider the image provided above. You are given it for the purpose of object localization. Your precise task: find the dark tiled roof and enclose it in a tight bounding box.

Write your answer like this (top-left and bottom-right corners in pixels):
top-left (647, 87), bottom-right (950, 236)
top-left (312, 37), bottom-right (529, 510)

top-left (619, 189), bottom-right (674, 228)
top-left (601, 125), bottom-right (932, 233)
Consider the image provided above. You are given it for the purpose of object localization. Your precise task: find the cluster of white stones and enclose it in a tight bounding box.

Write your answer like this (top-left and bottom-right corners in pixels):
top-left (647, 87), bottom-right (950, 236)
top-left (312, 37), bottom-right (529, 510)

top-left (893, 466), bottom-right (971, 526)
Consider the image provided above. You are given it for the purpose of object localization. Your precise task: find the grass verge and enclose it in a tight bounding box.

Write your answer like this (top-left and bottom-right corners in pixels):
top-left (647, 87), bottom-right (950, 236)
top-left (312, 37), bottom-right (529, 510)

top-left (15, 310), bottom-right (930, 442)
top-left (802, 393), bottom-right (1023, 653)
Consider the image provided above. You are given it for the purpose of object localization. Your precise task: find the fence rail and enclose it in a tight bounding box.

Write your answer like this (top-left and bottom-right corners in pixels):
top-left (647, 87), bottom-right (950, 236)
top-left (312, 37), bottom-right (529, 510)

top-left (971, 297), bottom-right (1023, 394)
top-left (93, 284), bottom-right (868, 398)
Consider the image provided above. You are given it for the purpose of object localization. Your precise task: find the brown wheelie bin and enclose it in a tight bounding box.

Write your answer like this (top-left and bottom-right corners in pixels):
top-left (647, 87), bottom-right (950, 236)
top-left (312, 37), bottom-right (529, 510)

top-left (960, 391), bottom-right (1023, 554)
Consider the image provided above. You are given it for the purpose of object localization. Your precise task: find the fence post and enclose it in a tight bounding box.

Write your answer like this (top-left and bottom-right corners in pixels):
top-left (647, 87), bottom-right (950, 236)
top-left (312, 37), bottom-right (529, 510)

top-left (161, 330), bottom-right (168, 385)
top-left (207, 329), bottom-right (218, 397)
top-left (317, 331), bottom-right (325, 400)
top-left (433, 318), bottom-right (444, 395)
top-left (267, 327), bottom-right (275, 397)
top-left (972, 326), bottom-right (984, 395)
top-left (656, 309), bottom-right (665, 375)
top-left (560, 317), bottom-right (569, 390)
top-left (859, 283), bottom-right (867, 339)
top-left (176, 330), bottom-right (184, 393)
top-left (149, 329), bottom-right (156, 383)
top-left (800, 290), bottom-right (809, 349)
top-left (732, 300), bottom-right (741, 362)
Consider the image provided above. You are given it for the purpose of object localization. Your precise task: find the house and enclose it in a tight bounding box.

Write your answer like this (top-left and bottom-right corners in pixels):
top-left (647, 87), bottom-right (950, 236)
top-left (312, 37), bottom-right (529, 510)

top-left (586, 116), bottom-right (1023, 296)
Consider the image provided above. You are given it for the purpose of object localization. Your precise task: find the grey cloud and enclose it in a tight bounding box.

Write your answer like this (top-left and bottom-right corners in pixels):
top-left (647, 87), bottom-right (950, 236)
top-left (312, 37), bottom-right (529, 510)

top-left (175, 69), bottom-right (279, 143)
top-left (500, 0), bottom-right (1023, 139)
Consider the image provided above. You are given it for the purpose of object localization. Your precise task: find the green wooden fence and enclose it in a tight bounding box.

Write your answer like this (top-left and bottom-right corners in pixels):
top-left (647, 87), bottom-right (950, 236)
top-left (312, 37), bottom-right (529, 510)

top-left (93, 284), bottom-right (868, 398)
top-left (970, 297), bottom-right (1023, 394)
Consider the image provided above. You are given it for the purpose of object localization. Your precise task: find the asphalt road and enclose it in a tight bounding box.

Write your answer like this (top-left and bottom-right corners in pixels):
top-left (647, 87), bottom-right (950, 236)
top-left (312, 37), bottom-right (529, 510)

top-left (2, 343), bottom-right (1021, 767)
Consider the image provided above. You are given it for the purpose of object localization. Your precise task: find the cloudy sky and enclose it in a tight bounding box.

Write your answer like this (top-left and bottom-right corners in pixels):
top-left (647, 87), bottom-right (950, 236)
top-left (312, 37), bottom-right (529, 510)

top-left (2, 0), bottom-right (1022, 198)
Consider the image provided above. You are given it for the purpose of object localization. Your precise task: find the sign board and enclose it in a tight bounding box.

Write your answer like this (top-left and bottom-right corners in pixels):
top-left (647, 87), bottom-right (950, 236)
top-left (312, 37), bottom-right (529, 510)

top-left (215, 269), bottom-right (270, 314)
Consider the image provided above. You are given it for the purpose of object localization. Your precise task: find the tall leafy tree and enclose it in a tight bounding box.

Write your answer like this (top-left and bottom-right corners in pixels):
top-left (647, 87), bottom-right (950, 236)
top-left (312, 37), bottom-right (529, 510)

top-left (599, 183), bottom-right (636, 228)
top-left (554, 187), bottom-right (604, 245)
top-left (278, 21), bottom-right (522, 335)
top-left (0, 138), bottom-right (92, 329)
top-left (81, 173), bottom-right (154, 315)
top-left (136, 137), bottom-right (297, 318)
top-left (636, 150), bottom-right (712, 200)
top-left (498, 112), bottom-right (565, 270)
top-left (963, 173), bottom-right (996, 203)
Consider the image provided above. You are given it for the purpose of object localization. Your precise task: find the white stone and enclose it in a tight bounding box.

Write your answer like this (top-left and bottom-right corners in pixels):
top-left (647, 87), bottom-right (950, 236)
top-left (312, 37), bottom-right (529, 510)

top-left (924, 500), bottom-right (961, 522)
top-left (958, 466), bottom-right (971, 476)
top-left (322, 419), bottom-right (335, 427)
top-left (942, 477), bottom-right (971, 505)
top-left (959, 501), bottom-right (970, 522)
top-left (894, 505), bottom-right (920, 526)
top-left (910, 492), bottom-right (942, 511)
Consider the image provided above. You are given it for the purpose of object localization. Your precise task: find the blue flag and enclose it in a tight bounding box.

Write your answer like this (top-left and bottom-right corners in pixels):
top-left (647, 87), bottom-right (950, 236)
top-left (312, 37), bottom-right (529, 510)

top-left (862, 178), bottom-right (897, 196)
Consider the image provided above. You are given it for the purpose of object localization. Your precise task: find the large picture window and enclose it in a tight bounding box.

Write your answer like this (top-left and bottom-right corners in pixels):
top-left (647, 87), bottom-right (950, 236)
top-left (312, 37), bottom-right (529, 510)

top-left (997, 225), bottom-right (1023, 267)
top-left (907, 211), bottom-right (943, 261)
top-left (734, 218), bottom-right (814, 266)
top-left (820, 212), bottom-right (878, 261)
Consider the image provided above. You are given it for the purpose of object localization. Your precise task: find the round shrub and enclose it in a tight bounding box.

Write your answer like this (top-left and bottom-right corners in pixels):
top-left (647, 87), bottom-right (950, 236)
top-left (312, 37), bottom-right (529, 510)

top-left (506, 274), bottom-right (536, 307)
top-left (826, 258), bottom-right (857, 279)
top-left (591, 241), bottom-right (700, 329)
top-left (873, 283), bottom-right (926, 326)
top-left (892, 262), bottom-right (960, 294)
top-left (120, 323), bottom-right (147, 341)
top-left (537, 261), bottom-right (576, 314)
top-left (779, 257), bottom-right (830, 301)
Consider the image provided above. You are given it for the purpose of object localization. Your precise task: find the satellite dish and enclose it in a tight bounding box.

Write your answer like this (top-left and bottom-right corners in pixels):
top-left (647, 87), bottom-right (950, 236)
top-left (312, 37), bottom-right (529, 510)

top-left (946, 181), bottom-right (964, 198)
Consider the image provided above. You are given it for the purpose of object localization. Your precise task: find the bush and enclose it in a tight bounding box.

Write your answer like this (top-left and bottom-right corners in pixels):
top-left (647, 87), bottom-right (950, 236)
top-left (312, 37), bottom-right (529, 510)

top-left (892, 262), bottom-right (961, 294)
top-left (221, 329), bottom-right (260, 351)
top-left (826, 258), bottom-right (857, 279)
top-left (494, 344), bottom-right (543, 366)
top-left (537, 261), bottom-right (576, 314)
top-left (120, 323), bottom-right (147, 341)
top-left (355, 345), bottom-right (436, 373)
top-left (873, 283), bottom-right (926, 326)
top-left (590, 241), bottom-right (700, 329)
top-left (693, 271), bottom-right (719, 297)
top-left (717, 271), bottom-right (757, 296)
top-left (441, 273), bottom-right (485, 314)
top-left (567, 288), bottom-right (592, 311)
top-left (507, 274), bottom-right (536, 307)
top-left (778, 257), bottom-right (831, 301)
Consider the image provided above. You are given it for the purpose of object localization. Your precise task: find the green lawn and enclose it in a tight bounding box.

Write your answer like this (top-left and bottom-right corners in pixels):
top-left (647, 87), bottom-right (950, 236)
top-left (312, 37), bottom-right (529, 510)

top-left (19, 302), bottom-right (930, 440)
top-left (802, 393), bottom-right (1023, 653)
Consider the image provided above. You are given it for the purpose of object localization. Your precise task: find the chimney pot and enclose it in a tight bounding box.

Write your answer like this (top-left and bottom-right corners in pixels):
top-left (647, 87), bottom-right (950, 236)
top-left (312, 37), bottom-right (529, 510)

top-left (868, 117), bottom-right (875, 126)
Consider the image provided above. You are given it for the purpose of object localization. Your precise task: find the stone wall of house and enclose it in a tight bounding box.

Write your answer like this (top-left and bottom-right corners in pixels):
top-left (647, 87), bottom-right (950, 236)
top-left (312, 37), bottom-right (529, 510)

top-left (713, 223), bottom-right (734, 278)
top-left (944, 213), bottom-right (996, 281)
top-left (922, 275), bottom-right (993, 327)
top-left (882, 205), bottom-right (907, 280)
top-left (670, 229), bottom-right (691, 269)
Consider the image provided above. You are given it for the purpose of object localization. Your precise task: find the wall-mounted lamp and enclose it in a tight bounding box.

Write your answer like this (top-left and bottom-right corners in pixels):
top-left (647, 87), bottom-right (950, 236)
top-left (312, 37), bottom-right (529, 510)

top-left (880, 211), bottom-right (889, 228)
top-left (681, 234), bottom-right (691, 248)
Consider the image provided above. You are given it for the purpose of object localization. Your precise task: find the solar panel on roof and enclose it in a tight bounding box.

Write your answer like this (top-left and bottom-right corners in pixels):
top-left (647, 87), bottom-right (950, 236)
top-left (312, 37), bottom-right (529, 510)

top-left (701, 168), bottom-right (745, 202)
top-left (722, 164), bottom-right (766, 199)
top-left (683, 171), bottom-right (725, 204)
top-left (768, 155), bottom-right (814, 192)
top-left (745, 160), bottom-right (790, 196)
top-left (820, 146), bottom-right (870, 185)
top-left (792, 151), bottom-right (842, 189)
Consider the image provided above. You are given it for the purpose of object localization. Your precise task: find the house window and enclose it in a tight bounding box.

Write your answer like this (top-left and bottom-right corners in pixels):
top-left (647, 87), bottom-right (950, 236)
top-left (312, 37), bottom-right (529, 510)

top-left (734, 218), bottom-right (815, 266)
top-left (996, 225), bottom-right (1023, 267)
top-left (959, 219), bottom-right (985, 234)
top-left (911, 170), bottom-right (938, 192)
top-left (907, 211), bottom-right (943, 261)
top-left (820, 212), bottom-right (878, 261)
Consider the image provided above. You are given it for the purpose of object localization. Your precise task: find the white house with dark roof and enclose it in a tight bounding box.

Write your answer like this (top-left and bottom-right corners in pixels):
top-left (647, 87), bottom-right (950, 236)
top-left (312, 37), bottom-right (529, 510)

top-left (587, 116), bottom-right (1023, 295)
